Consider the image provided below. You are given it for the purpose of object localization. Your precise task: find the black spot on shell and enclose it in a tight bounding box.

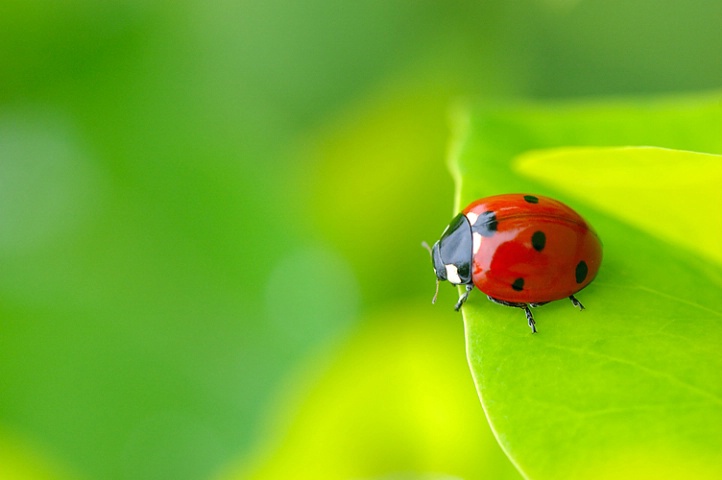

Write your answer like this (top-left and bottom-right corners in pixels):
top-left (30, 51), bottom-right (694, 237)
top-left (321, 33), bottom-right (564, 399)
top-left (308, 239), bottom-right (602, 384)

top-left (512, 278), bottom-right (525, 291)
top-left (575, 261), bottom-right (588, 284)
top-left (531, 231), bottom-right (546, 252)
top-left (472, 211), bottom-right (498, 237)
top-left (524, 195), bottom-right (539, 204)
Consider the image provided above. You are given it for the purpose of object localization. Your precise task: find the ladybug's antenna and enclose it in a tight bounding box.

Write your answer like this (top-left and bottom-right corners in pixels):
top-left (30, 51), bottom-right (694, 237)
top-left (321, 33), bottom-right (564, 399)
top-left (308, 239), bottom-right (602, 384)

top-left (421, 241), bottom-right (440, 304)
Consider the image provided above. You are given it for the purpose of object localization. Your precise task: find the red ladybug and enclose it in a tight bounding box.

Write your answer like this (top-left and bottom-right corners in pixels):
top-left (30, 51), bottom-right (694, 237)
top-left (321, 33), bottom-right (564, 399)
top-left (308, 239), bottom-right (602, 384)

top-left (426, 194), bottom-right (602, 333)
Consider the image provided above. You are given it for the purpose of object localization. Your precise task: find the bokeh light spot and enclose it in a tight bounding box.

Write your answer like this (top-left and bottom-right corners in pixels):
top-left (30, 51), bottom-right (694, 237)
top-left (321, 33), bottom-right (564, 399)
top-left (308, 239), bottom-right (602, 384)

top-left (264, 246), bottom-right (360, 347)
top-left (0, 109), bottom-right (105, 254)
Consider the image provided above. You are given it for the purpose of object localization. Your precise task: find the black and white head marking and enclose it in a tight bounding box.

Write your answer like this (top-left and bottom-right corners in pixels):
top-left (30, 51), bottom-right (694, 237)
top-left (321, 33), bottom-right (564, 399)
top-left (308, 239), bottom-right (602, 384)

top-left (430, 213), bottom-right (473, 286)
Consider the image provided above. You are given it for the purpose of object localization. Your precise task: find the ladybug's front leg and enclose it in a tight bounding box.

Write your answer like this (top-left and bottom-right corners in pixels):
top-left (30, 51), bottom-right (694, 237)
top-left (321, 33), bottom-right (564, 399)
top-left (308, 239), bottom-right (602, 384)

top-left (454, 284), bottom-right (474, 311)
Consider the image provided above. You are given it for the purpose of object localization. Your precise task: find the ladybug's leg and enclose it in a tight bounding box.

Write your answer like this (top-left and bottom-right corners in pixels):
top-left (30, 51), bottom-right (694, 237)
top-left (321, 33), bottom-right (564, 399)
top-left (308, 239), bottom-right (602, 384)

top-left (523, 306), bottom-right (537, 334)
top-left (569, 295), bottom-right (585, 311)
top-left (454, 284), bottom-right (474, 311)
top-left (486, 296), bottom-right (537, 333)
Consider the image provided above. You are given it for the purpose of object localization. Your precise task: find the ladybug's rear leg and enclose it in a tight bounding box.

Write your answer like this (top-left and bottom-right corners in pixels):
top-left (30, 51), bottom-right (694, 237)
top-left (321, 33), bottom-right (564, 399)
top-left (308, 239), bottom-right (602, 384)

top-left (569, 294), bottom-right (585, 311)
top-left (487, 296), bottom-right (537, 333)
top-left (454, 284), bottom-right (474, 311)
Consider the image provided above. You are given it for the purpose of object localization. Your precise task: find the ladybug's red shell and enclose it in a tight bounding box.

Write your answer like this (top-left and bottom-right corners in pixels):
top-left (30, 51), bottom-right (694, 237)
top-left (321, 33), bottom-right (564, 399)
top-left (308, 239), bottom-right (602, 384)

top-left (462, 194), bottom-right (602, 304)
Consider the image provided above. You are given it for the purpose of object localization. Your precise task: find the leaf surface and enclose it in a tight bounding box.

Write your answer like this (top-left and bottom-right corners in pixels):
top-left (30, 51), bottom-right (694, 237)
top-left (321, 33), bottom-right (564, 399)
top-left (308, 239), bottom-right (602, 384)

top-left (453, 92), bottom-right (722, 479)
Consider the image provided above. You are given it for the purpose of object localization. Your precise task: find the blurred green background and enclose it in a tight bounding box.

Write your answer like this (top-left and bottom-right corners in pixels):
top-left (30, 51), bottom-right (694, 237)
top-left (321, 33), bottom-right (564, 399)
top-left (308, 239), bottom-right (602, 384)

top-left (1, 1), bottom-right (721, 479)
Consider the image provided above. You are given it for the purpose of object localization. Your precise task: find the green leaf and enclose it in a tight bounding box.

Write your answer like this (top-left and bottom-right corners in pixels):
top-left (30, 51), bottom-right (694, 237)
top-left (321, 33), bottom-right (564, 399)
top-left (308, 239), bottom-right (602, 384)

top-left (452, 92), bottom-right (722, 479)
top-left (515, 147), bottom-right (722, 267)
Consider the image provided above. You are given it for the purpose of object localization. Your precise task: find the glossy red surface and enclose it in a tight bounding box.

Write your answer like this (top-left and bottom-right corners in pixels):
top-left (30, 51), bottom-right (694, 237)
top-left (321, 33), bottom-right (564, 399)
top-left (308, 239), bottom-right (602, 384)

top-left (463, 194), bottom-right (602, 303)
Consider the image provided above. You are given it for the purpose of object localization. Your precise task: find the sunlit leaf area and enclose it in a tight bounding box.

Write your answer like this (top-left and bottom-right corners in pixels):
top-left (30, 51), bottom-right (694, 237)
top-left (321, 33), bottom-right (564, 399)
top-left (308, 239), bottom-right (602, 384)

top-left (453, 99), bottom-right (722, 479)
top-left (1, 1), bottom-right (722, 479)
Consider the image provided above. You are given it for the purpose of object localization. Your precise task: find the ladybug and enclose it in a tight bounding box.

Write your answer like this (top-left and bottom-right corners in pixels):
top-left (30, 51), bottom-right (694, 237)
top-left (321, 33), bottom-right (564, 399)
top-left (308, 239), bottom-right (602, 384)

top-left (425, 194), bottom-right (602, 333)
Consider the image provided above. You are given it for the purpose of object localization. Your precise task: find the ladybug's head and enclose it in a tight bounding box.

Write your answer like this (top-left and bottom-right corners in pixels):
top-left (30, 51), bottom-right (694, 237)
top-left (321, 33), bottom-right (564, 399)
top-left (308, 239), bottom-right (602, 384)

top-left (424, 213), bottom-right (473, 303)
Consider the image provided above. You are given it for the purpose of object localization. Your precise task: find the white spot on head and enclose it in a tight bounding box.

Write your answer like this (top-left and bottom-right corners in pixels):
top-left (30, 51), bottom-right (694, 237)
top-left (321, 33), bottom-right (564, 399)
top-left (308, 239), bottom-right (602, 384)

top-left (466, 211), bottom-right (479, 226)
top-left (445, 264), bottom-right (462, 284)
top-left (473, 232), bottom-right (482, 255)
